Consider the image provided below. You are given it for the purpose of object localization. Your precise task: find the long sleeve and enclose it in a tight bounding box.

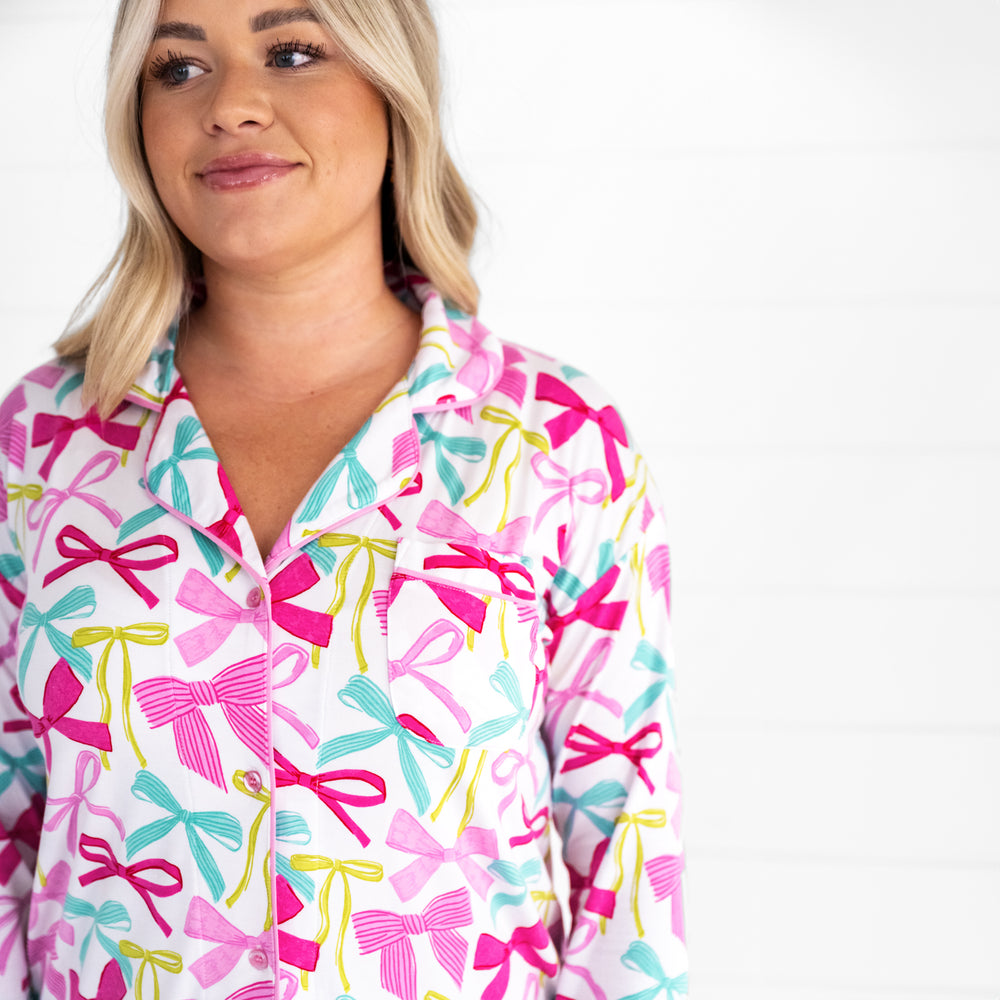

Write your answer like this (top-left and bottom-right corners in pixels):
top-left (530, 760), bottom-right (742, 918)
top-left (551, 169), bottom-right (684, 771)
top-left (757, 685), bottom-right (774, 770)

top-left (0, 396), bottom-right (41, 996)
top-left (541, 439), bottom-right (686, 998)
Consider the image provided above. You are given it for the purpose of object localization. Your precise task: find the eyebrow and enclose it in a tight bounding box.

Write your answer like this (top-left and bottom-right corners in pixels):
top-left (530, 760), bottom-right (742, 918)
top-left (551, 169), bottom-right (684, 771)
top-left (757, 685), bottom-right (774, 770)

top-left (152, 8), bottom-right (319, 42)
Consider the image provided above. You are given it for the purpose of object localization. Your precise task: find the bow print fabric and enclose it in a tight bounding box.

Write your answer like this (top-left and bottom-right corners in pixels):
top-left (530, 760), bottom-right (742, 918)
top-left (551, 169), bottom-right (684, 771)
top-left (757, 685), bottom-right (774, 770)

top-left (0, 278), bottom-right (684, 997)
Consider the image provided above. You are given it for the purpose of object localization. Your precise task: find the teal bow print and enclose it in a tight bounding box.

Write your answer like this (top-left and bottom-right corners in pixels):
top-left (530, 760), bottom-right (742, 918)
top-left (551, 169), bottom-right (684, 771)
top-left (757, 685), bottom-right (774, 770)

top-left (55, 371), bottom-right (86, 407)
top-left (126, 770), bottom-right (242, 902)
top-left (552, 779), bottom-right (628, 840)
top-left (486, 857), bottom-right (542, 921)
top-left (146, 416), bottom-right (217, 517)
top-left (624, 640), bottom-right (677, 734)
top-left (0, 746), bottom-right (45, 797)
top-left (408, 362), bottom-right (452, 395)
top-left (0, 553), bottom-right (24, 584)
top-left (467, 661), bottom-right (530, 746)
top-left (317, 674), bottom-right (455, 815)
top-left (299, 419), bottom-right (377, 518)
top-left (19, 584), bottom-right (96, 685)
top-left (63, 893), bottom-right (133, 985)
top-left (618, 941), bottom-right (688, 1000)
top-left (276, 810), bottom-right (315, 901)
top-left (414, 413), bottom-right (486, 505)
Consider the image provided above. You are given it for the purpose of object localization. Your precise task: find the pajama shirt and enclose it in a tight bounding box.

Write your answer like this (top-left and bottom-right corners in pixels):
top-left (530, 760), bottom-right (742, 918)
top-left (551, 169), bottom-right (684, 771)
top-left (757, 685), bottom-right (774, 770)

top-left (0, 274), bottom-right (686, 999)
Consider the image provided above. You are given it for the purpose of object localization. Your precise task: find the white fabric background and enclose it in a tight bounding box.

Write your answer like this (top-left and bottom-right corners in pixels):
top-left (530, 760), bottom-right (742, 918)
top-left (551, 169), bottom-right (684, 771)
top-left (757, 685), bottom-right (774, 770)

top-left (2, 1), bottom-right (999, 997)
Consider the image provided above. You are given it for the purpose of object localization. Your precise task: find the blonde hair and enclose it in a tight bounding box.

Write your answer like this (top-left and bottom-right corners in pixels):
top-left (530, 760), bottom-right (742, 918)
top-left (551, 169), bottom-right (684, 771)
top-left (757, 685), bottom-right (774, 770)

top-left (58, 0), bottom-right (479, 416)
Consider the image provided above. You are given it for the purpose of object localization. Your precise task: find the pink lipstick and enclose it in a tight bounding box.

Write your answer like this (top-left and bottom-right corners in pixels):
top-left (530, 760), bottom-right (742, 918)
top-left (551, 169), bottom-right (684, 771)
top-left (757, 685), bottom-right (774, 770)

top-left (198, 153), bottom-right (298, 191)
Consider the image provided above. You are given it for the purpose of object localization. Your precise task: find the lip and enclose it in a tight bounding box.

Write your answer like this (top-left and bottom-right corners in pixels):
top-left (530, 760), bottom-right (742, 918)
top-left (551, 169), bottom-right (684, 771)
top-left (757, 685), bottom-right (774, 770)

top-left (198, 153), bottom-right (299, 191)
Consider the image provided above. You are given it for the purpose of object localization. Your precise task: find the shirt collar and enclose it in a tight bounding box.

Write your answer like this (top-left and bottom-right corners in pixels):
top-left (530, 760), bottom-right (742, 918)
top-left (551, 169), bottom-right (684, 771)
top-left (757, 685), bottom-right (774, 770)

top-left (134, 278), bottom-right (505, 571)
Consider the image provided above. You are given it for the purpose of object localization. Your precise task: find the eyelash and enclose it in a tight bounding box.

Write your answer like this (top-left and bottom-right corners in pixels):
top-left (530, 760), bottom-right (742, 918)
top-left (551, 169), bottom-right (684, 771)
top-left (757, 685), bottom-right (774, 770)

top-left (147, 38), bottom-right (328, 88)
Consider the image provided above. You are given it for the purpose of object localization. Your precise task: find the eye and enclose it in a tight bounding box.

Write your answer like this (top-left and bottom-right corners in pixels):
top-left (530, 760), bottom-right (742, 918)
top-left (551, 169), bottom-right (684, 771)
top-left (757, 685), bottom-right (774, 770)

top-left (148, 51), bottom-right (207, 88)
top-left (268, 40), bottom-right (327, 70)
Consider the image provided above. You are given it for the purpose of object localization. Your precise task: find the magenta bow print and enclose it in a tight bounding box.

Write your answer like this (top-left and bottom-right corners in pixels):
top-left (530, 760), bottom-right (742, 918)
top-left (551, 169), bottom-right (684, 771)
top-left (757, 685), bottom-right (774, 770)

top-left (274, 875), bottom-right (320, 974)
top-left (32, 404), bottom-right (141, 481)
top-left (352, 887), bottom-right (473, 1000)
top-left (472, 920), bottom-right (558, 1000)
top-left (561, 723), bottom-right (664, 794)
top-left (0, 794), bottom-right (43, 885)
top-left (535, 373), bottom-right (629, 501)
top-left (273, 750), bottom-right (386, 847)
top-left (77, 834), bottom-right (182, 937)
top-left (69, 960), bottom-right (127, 1000)
top-left (19, 658), bottom-right (112, 770)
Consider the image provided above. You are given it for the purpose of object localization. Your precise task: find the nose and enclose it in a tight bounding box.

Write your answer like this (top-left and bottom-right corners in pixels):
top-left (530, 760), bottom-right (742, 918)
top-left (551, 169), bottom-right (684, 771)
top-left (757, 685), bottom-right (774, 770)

top-left (202, 64), bottom-right (274, 135)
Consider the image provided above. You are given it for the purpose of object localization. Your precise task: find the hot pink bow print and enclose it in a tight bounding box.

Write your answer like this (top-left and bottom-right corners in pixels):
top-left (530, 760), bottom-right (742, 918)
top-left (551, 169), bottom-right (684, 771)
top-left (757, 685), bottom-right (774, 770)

top-left (22, 658), bottom-right (112, 769)
top-left (561, 722), bottom-right (663, 794)
top-left (69, 960), bottom-right (127, 1000)
top-left (0, 794), bottom-right (43, 885)
top-left (352, 887), bottom-right (473, 1000)
top-left (206, 466), bottom-right (244, 557)
top-left (274, 875), bottom-right (320, 973)
top-left (472, 920), bottom-right (558, 1000)
top-left (386, 809), bottom-right (498, 901)
top-left (273, 750), bottom-right (386, 847)
top-left (423, 545), bottom-right (534, 602)
top-left (134, 648), bottom-right (277, 790)
top-left (77, 833), bottom-right (182, 936)
top-left (44, 525), bottom-right (178, 609)
top-left (535, 373), bottom-right (629, 501)
top-left (32, 404), bottom-right (141, 481)
top-left (545, 565), bottom-right (628, 661)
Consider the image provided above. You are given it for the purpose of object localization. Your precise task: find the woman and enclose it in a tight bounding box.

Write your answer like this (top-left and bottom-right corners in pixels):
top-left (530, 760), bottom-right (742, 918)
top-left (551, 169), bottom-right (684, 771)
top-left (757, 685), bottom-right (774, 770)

top-left (0, 0), bottom-right (686, 997)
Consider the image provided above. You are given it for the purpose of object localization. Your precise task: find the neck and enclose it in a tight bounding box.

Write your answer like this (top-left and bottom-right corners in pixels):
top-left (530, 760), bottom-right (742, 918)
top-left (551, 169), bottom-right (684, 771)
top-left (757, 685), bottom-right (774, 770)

top-left (177, 248), bottom-right (420, 401)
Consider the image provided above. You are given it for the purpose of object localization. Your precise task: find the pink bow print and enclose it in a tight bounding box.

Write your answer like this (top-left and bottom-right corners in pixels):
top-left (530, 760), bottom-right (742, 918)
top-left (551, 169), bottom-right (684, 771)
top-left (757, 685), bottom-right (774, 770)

top-left (529, 451), bottom-right (607, 532)
top-left (353, 887), bottom-right (472, 1000)
top-left (185, 896), bottom-right (271, 987)
top-left (32, 404), bottom-right (141, 481)
top-left (646, 853), bottom-right (685, 943)
top-left (29, 859), bottom-right (71, 930)
top-left (44, 751), bottom-right (125, 854)
top-left (418, 500), bottom-right (529, 556)
top-left (387, 619), bottom-right (470, 733)
top-left (561, 722), bottom-right (663, 794)
top-left (26, 451), bottom-right (123, 571)
top-left (69, 960), bottom-right (126, 1000)
top-left (175, 556), bottom-right (331, 665)
top-left (134, 651), bottom-right (272, 790)
top-left (545, 636), bottom-right (623, 732)
top-left (44, 525), bottom-right (178, 609)
top-left (472, 920), bottom-right (558, 1000)
top-left (0, 385), bottom-right (27, 469)
top-left (386, 809), bottom-right (498, 901)
top-left (451, 315), bottom-right (503, 396)
top-left (535, 373), bottom-right (629, 501)
top-left (647, 543), bottom-right (671, 615)
top-left (19, 658), bottom-right (112, 769)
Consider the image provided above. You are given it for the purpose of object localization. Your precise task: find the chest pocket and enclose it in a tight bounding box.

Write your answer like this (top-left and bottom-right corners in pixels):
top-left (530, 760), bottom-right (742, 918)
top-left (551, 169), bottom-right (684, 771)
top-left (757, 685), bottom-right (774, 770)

top-left (385, 538), bottom-right (542, 751)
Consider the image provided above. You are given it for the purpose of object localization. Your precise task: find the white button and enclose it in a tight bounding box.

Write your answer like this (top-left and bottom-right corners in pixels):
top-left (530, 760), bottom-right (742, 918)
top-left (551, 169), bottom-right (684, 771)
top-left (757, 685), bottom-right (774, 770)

top-left (248, 948), bottom-right (269, 971)
top-left (247, 588), bottom-right (262, 609)
top-left (243, 770), bottom-right (263, 794)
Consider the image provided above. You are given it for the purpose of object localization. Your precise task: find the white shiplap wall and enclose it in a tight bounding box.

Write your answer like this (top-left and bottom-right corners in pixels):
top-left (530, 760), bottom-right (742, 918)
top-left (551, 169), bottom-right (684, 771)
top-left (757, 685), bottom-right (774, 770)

top-left (2, 2), bottom-right (998, 998)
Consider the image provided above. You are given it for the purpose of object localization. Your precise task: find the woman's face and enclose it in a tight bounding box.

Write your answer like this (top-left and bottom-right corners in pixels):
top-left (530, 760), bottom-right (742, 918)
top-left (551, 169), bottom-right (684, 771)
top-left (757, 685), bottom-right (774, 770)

top-left (140, 0), bottom-right (390, 277)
